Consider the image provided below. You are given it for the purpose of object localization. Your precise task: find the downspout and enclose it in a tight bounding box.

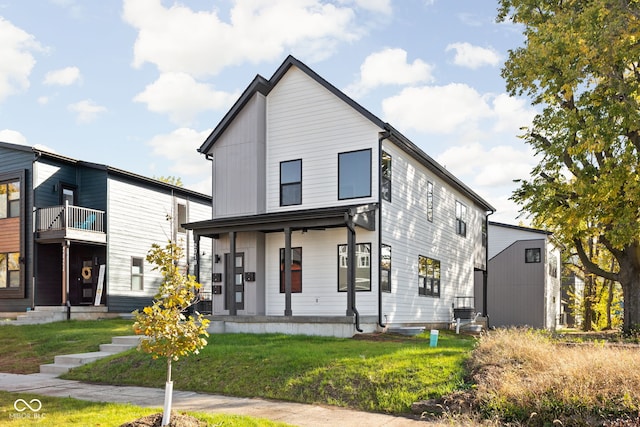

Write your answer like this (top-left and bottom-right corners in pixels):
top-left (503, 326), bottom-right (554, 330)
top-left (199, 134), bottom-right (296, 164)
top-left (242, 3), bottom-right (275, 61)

top-left (377, 130), bottom-right (391, 328)
top-left (483, 210), bottom-right (494, 327)
top-left (345, 214), bottom-right (362, 332)
top-left (31, 151), bottom-right (41, 310)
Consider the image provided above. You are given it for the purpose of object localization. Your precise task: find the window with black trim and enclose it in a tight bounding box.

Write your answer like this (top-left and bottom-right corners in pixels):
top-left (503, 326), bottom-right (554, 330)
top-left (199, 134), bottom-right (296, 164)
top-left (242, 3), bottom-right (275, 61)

top-left (0, 253), bottom-right (20, 289)
top-left (338, 243), bottom-right (371, 291)
top-left (381, 151), bottom-right (391, 202)
top-left (418, 255), bottom-right (441, 297)
top-left (177, 203), bottom-right (187, 234)
top-left (280, 159), bottom-right (302, 206)
top-left (427, 181), bottom-right (434, 222)
top-left (381, 244), bottom-right (391, 293)
top-left (280, 247), bottom-right (302, 293)
top-left (131, 257), bottom-right (144, 291)
top-left (455, 200), bottom-right (467, 237)
top-left (0, 180), bottom-right (20, 219)
top-left (338, 149), bottom-right (371, 200)
top-left (525, 248), bottom-right (541, 263)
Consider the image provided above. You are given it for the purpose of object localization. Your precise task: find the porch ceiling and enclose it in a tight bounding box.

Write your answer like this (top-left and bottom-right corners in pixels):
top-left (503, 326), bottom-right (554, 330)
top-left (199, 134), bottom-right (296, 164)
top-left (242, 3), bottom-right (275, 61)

top-left (184, 203), bottom-right (377, 238)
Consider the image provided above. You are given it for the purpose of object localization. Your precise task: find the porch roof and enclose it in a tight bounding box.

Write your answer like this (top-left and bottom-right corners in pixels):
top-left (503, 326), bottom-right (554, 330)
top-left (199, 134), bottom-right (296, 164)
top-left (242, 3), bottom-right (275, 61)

top-left (184, 203), bottom-right (377, 237)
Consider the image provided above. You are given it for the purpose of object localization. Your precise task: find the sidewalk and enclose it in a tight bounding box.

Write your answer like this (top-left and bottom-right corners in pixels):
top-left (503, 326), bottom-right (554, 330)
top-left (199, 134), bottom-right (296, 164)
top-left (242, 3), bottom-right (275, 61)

top-left (0, 372), bottom-right (430, 426)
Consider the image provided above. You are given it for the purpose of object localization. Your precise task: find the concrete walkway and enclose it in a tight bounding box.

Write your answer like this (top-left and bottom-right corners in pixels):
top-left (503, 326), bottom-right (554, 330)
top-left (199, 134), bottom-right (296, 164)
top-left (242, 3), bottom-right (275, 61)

top-left (0, 372), bottom-right (431, 426)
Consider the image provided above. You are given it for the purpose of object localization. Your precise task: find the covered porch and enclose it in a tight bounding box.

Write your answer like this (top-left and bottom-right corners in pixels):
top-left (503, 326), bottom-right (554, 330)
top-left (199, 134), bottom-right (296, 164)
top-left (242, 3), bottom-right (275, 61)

top-left (186, 204), bottom-right (378, 335)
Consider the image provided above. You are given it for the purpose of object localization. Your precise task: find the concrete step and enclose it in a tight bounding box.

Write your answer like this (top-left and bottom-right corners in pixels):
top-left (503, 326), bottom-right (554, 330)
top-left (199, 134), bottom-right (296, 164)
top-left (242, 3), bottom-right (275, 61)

top-left (54, 351), bottom-right (116, 366)
top-left (112, 335), bottom-right (143, 346)
top-left (99, 343), bottom-right (136, 353)
top-left (39, 363), bottom-right (79, 375)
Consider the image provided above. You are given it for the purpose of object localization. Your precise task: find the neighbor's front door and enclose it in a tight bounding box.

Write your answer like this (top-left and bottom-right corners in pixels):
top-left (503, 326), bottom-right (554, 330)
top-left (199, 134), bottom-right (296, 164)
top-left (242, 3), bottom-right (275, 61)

top-left (224, 252), bottom-right (244, 311)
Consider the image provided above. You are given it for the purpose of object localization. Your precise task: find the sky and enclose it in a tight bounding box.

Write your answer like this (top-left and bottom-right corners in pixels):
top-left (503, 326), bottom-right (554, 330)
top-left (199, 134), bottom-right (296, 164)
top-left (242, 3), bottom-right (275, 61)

top-left (0, 0), bottom-right (539, 225)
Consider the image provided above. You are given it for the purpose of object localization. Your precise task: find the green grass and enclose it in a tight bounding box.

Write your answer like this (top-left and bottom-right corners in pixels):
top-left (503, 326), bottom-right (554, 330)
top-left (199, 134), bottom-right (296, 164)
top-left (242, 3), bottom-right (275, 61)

top-left (63, 331), bottom-right (475, 414)
top-left (0, 319), bottom-right (133, 373)
top-left (0, 391), bottom-right (292, 426)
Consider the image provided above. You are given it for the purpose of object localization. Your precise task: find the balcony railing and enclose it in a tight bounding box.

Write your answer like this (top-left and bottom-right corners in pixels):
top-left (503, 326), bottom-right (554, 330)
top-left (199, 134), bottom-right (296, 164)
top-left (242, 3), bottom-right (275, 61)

top-left (36, 203), bottom-right (106, 243)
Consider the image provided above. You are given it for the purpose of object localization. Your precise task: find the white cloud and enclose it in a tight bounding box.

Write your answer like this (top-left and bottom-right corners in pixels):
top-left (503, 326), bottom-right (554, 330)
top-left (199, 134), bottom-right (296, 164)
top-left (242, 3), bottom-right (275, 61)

top-left (133, 72), bottom-right (238, 125)
top-left (446, 42), bottom-right (501, 69)
top-left (437, 142), bottom-right (536, 188)
top-left (122, 0), bottom-right (364, 77)
top-left (43, 66), bottom-right (81, 86)
top-left (146, 128), bottom-right (212, 181)
top-left (0, 17), bottom-right (43, 102)
top-left (0, 129), bottom-right (28, 145)
top-left (338, 0), bottom-right (392, 14)
top-left (345, 48), bottom-right (434, 97)
top-left (491, 93), bottom-right (536, 134)
top-left (68, 99), bottom-right (107, 123)
top-left (382, 83), bottom-right (493, 134)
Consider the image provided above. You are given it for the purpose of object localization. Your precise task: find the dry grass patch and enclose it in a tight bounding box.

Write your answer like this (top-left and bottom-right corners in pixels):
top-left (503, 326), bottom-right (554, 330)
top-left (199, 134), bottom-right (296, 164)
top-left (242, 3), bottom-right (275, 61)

top-left (467, 328), bottom-right (640, 426)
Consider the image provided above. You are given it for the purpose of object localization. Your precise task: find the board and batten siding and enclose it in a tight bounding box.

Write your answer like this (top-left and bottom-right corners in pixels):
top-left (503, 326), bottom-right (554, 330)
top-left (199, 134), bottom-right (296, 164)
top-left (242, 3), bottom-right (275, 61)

top-left (266, 66), bottom-right (381, 212)
top-left (211, 92), bottom-right (266, 218)
top-left (380, 142), bottom-right (486, 325)
top-left (264, 228), bottom-right (378, 317)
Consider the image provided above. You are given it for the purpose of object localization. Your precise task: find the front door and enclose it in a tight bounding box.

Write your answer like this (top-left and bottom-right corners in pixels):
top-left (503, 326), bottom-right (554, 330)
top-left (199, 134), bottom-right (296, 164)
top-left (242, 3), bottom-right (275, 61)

top-left (225, 252), bottom-right (244, 311)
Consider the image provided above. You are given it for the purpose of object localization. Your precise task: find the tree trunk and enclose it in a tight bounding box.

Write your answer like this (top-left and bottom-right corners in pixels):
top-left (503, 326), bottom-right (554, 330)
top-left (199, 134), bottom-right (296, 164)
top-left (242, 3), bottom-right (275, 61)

top-left (162, 358), bottom-right (173, 426)
top-left (617, 245), bottom-right (640, 334)
top-left (583, 274), bottom-right (594, 331)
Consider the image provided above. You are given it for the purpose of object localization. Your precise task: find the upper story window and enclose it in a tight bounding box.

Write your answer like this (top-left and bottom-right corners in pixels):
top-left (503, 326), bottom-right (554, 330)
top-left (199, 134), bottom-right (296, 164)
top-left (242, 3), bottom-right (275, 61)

top-left (427, 181), bottom-right (434, 222)
top-left (381, 151), bottom-right (391, 202)
top-left (338, 149), bottom-right (371, 200)
top-left (0, 180), bottom-right (20, 219)
top-left (525, 248), bottom-right (541, 263)
top-left (177, 203), bottom-right (187, 234)
top-left (455, 200), bottom-right (467, 237)
top-left (280, 159), bottom-right (302, 206)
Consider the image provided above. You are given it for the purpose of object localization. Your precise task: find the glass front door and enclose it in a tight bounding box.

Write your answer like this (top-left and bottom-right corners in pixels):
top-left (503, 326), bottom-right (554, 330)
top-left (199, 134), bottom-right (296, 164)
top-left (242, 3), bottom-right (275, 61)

top-left (225, 252), bottom-right (244, 311)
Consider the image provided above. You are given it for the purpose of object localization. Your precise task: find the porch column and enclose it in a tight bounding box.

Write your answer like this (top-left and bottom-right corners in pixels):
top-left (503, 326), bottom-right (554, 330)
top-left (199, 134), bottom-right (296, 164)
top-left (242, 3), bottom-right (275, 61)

top-left (346, 219), bottom-right (355, 316)
top-left (284, 227), bottom-right (292, 316)
top-left (61, 240), bottom-right (70, 305)
top-left (228, 231), bottom-right (237, 316)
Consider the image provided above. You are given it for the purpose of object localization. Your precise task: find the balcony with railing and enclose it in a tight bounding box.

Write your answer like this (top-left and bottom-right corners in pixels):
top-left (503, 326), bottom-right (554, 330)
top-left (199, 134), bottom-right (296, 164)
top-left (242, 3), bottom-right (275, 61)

top-left (36, 203), bottom-right (106, 244)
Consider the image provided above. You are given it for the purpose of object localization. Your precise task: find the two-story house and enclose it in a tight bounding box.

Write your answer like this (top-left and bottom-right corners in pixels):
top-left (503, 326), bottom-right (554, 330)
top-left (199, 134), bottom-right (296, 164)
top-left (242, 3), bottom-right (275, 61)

top-left (477, 221), bottom-right (562, 330)
top-left (0, 141), bottom-right (212, 322)
top-left (186, 56), bottom-right (495, 337)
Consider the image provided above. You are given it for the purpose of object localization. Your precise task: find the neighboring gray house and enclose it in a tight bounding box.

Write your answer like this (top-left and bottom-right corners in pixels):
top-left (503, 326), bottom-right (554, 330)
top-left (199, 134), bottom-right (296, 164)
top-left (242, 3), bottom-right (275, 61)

top-left (186, 55), bottom-right (495, 337)
top-left (476, 221), bottom-right (562, 330)
top-left (0, 142), bottom-right (212, 320)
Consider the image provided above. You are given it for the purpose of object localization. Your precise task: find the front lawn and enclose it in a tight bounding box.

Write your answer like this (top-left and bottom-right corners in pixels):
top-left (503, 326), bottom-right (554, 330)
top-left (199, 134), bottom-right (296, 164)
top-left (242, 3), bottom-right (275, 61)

top-left (0, 319), bottom-right (133, 373)
top-left (64, 330), bottom-right (475, 414)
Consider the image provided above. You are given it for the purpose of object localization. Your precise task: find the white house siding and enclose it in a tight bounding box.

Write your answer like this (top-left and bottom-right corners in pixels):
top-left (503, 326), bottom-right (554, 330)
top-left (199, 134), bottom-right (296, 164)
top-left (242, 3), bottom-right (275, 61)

top-left (106, 177), bottom-right (212, 312)
top-left (380, 142), bottom-right (486, 325)
top-left (488, 225), bottom-right (546, 259)
top-left (211, 92), bottom-right (266, 218)
top-left (264, 228), bottom-right (378, 316)
top-left (266, 66), bottom-right (381, 213)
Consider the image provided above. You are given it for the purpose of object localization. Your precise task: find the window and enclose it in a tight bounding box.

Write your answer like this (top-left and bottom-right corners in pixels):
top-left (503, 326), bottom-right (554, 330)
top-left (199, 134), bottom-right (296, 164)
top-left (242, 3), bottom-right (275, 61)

top-left (419, 256), bottom-right (441, 297)
top-left (381, 244), bottom-right (391, 293)
top-left (177, 203), bottom-right (187, 233)
top-left (0, 180), bottom-right (20, 219)
top-left (526, 248), bottom-right (541, 263)
top-left (427, 181), bottom-right (434, 222)
top-left (455, 201), bottom-right (467, 237)
top-left (280, 159), bottom-right (302, 206)
top-left (131, 257), bottom-right (144, 290)
top-left (280, 247), bottom-right (302, 293)
top-left (0, 253), bottom-right (20, 288)
top-left (338, 243), bottom-right (371, 291)
top-left (381, 151), bottom-right (391, 202)
top-left (338, 149), bottom-right (371, 200)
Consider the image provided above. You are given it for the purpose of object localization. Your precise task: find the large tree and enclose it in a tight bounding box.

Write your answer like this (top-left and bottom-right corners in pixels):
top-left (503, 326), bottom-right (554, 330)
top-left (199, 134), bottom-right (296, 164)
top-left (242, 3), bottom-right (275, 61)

top-left (498, 0), bottom-right (640, 332)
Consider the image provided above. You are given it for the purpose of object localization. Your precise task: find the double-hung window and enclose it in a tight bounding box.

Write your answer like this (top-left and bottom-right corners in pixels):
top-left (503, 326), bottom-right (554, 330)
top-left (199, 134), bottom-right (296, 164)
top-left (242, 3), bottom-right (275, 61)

top-left (338, 243), bottom-right (371, 291)
top-left (427, 181), bottom-right (434, 222)
top-left (280, 160), bottom-right (302, 206)
top-left (280, 247), bottom-right (302, 293)
top-left (338, 149), bottom-right (371, 200)
top-left (455, 201), bottom-right (467, 237)
top-left (131, 257), bottom-right (144, 291)
top-left (418, 256), bottom-right (441, 297)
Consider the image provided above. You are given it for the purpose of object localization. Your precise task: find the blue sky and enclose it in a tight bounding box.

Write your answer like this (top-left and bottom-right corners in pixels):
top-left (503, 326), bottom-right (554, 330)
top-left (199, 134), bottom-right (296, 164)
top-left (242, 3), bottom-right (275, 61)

top-left (0, 0), bottom-right (537, 224)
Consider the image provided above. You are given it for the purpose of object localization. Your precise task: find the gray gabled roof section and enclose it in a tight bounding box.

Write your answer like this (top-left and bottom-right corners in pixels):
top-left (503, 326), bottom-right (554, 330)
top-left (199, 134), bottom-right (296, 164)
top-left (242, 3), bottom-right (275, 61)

top-left (489, 221), bottom-right (553, 236)
top-left (198, 55), bottom-right (494, 212)
top-left (0, 141), bottom-right (211, 202)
